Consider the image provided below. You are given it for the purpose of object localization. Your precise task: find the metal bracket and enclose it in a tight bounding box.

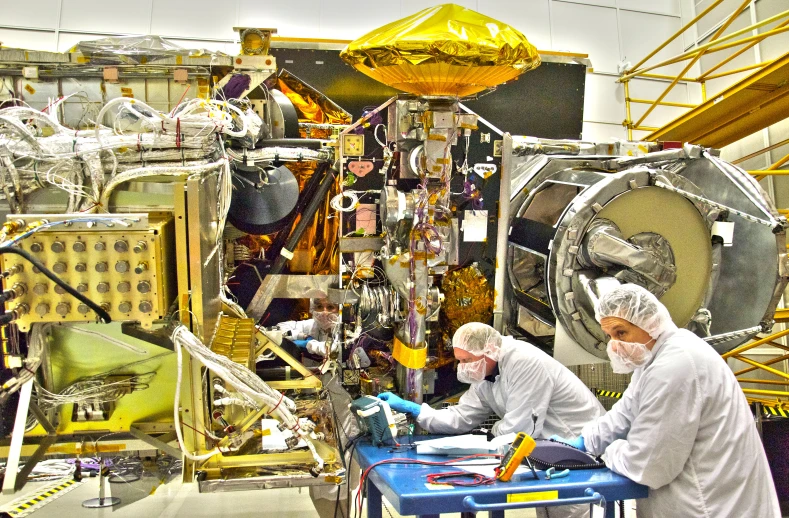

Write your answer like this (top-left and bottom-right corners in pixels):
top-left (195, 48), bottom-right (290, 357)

top-left (3, 383), bottom-right (58, 494)
top-left (128, 425), bottom-right (183, 459)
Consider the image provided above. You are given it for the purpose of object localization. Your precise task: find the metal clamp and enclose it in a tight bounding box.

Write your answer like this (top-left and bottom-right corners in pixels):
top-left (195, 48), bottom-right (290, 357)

top-left (462, 488), bottom-right (601, 512)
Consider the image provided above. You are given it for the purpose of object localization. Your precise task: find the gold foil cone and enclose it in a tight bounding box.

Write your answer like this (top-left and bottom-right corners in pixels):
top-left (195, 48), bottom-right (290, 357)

top-left (340, 3), bottom-right (540, 96)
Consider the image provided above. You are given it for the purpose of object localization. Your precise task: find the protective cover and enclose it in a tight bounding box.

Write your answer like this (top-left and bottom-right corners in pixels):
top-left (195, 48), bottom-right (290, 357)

top-left (228, 164), bottom-right (299, 235)
top-left (271, 69), bottom-right (352, 138)
top-left (528, 439), bottom-right (606, 470)
top-left (74, 35), bottom-right (226, 65)
top-left (340, 3), bottom-right (540, 96)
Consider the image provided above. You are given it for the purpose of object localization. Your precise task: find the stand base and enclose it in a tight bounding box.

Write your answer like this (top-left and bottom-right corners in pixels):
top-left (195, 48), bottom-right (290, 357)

top-left (82, 497), bottom-right (121, 508)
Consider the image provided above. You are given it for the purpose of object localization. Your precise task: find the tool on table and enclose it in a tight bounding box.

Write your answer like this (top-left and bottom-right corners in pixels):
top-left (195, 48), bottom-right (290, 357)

top-left (545, 467), bottom-right (570, 480)
top-left (496, 431), bottom-right (537, 482)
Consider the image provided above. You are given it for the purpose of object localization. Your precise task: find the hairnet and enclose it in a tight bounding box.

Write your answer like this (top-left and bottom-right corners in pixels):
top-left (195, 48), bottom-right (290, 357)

top-left (452, 322), bottom-right (502, 361)
top-left (595, 284), bottom-right (675, 339)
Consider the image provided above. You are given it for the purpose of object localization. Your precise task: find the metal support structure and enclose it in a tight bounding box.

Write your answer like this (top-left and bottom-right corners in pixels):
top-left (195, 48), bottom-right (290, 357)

top-left (619, 2), bottom-right (789, 147)
top-left (128, 425), bottom-right (183, 459)
top-left (2, 381), bottom-right (59, 494)
top-left (492, 134), bottom-right (513, 332)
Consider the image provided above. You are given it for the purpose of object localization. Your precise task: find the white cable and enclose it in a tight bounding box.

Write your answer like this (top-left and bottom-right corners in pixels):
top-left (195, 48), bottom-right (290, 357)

top-left (171, 325), bottom-right (324, 471)
top-left (65, 327), bottom-right (149, 355)
top-left (99, 159), bottom-right (227, 210)
top-left (173, 331), bottom-right (222, 462)
top-left (331, 191), bottom-right (360, 212)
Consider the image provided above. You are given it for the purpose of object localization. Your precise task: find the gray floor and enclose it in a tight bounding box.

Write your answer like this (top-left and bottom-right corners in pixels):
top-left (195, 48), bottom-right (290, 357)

top-left (0, 477), bottom-right (633, 517)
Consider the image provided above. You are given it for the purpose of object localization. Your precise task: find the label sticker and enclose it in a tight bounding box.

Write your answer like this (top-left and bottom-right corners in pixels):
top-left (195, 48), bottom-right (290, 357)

top-left (507, 491), bottom-right (559, 503)
top-left (24, 84), bottom-right (35, 95)
top-left (473, 163), bottom-right (497, 178)
top-left (425, 483), bottom-right (454, 490)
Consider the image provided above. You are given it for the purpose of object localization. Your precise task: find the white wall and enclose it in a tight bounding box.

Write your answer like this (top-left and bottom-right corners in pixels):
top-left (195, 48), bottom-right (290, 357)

top-left (0, 0), bottom-right (784, 156)
top-left (0, 0), bottom-right (690, 142)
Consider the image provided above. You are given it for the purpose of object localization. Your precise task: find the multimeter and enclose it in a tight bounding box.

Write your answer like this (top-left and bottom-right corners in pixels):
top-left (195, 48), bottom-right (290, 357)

top-left (496, 432), bottom-right (537, 482)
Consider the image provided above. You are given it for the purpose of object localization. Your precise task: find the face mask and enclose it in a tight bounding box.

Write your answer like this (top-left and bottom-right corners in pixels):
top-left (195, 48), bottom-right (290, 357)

top-left (457, 357), bottom-right (488, 384)
top-left (313, 311), bottom-right (339, 331)
top-left (606, 339), bottom-right (655, 374)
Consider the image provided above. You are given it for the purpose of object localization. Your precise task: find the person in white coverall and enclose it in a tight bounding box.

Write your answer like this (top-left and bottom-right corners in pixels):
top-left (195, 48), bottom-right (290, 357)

top-left (552, 284), bottom-right (780, 518)
top-left (380, 322), bottom-right (605, 518)
top-left (275, 298), bottom-right (339, 357)
top-left (276, 298), bottom-right (344, 518)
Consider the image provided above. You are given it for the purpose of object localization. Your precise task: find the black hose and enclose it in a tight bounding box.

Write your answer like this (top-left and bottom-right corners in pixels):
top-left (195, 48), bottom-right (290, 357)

top-left (0, 246), bottom-right (112, 323)
top-left (271, 167), bottom-right (338, 273)
top-left (268, 162), bottom-right (329, 261)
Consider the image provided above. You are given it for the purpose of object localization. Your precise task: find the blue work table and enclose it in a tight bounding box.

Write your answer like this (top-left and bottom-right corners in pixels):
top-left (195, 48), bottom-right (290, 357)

top-left (354, 436), bottom-right (648, 518)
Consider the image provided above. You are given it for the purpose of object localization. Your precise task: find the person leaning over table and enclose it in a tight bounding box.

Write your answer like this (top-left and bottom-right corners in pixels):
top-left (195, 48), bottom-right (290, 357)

top-left (552, 283), bottom-right (781, 518)
top-left (379, 322), bottom-right (606, 518)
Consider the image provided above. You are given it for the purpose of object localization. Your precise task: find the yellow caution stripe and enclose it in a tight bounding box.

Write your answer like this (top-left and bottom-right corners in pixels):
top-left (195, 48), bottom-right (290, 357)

top-left (594, 388), bottom-right (623, 400)
top-left (761, 404), bottom-right (789, 418)
top-left (3, 479), bottom-right (81, 517)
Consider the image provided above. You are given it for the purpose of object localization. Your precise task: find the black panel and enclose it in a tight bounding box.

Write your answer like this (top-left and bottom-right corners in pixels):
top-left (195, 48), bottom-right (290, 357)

top-left (509, 217), bottom-right (556, 256)
top-left (464, 63), bottom-right (586, 139)
top-left (269, 48), bottom-right (585, 138)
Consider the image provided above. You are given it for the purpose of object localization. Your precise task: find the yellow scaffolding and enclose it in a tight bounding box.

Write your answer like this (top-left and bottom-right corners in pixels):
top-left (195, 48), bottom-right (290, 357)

top-left (619, 2), bottom-right (789, 149)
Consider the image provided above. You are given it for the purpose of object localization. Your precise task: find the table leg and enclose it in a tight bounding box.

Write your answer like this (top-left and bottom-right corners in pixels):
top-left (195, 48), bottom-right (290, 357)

top-left (605, 500), bottom-right (615, 517)
top-left (367, 481), bottom-right (383, 518)
top-left (460, 513), bottom-right (475, 518)
top-left (489, 511), bottom-right (505, 518)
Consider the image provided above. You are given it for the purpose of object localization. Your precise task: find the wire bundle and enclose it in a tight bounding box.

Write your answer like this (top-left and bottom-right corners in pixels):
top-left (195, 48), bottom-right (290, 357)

top-left (171, 324), bottom-right (324, 470)
top-left (35, 372), bottom-right (154, 409)
top-left (1, 323), bottom-right (47, 399)
top-left (0, 98), bottom-right (242, 213)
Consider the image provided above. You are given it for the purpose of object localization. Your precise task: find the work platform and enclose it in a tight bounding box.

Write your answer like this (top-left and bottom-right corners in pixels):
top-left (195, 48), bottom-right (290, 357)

top-left (645, 52), bottom-right (789, 148)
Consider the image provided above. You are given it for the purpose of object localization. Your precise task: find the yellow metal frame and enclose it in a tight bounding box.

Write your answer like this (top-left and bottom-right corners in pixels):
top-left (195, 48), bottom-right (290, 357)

top-left (619, 1), bottom-right (789, 146)
top-left (721, 327), bottom-right (789, 408)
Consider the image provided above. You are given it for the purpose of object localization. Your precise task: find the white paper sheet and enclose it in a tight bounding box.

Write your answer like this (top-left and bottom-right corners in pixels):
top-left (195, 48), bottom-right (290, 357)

top-left (462, 210), bottom-right (488, 242)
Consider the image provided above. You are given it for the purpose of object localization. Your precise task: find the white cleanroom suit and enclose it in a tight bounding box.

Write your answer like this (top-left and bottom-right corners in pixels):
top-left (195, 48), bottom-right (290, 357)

top-left (583, 285), bottom-right (780, 517)
top-left (414, 325), bottom-right (605, 518)
top-left (417, 336), bottom-right (605, 438)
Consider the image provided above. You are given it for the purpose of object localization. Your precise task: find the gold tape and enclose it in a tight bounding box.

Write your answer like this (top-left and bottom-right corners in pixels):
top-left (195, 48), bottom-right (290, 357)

top-left (508, 491), bottom-right (558, 503)
top-left (392, 336), bottom-right (427, 369)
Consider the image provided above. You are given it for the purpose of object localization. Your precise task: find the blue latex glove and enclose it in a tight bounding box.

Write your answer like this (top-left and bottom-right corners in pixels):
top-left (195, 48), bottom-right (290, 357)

top-left (377, 392), bottom-right (421, 416)
top-left (292, 338), bottom-right (312, 349)
top-left (549, 434), bottom-right (586, 452)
